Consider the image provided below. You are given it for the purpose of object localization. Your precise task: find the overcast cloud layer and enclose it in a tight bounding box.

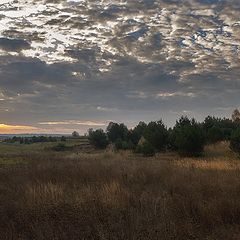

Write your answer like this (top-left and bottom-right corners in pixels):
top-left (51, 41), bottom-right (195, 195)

top-left (0, 0), bottom-right (239, 133)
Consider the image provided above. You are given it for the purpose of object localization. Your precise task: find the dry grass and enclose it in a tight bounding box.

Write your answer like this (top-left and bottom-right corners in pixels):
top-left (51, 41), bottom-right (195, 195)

top-left (0, 143), bottom-right (240, 239)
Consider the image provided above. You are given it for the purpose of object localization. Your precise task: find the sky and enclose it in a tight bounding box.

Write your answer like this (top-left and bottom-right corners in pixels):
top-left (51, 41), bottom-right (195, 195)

top-left (0, 0), bottom-right (239, 134)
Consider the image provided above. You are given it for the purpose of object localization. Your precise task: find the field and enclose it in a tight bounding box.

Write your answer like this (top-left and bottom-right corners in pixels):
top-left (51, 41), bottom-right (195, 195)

top-left (0, 140), bottom-right (240, 239)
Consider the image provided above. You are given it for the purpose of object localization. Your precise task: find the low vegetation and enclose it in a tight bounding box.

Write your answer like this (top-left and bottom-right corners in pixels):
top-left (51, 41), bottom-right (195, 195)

top-left (0, 142), bottom-right (239, 239)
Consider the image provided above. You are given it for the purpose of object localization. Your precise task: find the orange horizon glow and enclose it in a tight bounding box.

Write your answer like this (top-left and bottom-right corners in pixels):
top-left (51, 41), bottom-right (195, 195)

top-left (0, 123), bottom-right (89, 135)
top-left (0, 124), bottom-right (39, 134)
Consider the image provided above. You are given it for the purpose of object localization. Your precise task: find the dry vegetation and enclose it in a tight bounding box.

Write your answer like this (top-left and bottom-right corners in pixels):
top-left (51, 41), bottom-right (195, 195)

top-left (0, 142), bottom-right (240, 239)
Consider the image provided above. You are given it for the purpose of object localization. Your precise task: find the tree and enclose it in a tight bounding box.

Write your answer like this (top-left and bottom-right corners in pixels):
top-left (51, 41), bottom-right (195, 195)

top-left (129, 121), bottom-right (147, 146)
top-left (106, 122), bottom-right (129, 143)
top-left (232, 109), bottom-right (240, 122)
top-left (171, 116), bottom-right (206, 157)
top-left (230, 128), bottom-right (240, 155)
top-left (202, 116), bottom-right (235, 141)
top-left (88, 129), bottom-right (109, 149)
top-left (143, 120), bottom-right (168, 151)
top-left (206, 126), bottom-right (223, 144)
top-left (72, 131), bottom-right (80, 138)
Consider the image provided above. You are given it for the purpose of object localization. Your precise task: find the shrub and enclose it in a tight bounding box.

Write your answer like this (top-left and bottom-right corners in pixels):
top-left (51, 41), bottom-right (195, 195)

top-left (135, 142), bottom-right (155, 157)
top-left (172, 117), bottom-right (206, 157)
top-left (52, 143), bottom-right (73, 152)
top-left (72, 131), bottom-right (80, 138)
top-left (88, 129), bottom-right (109, 149)
top-left (230, 128), bottom-right (240, 155)
top-left (115, 139), bottom-right (135, 150)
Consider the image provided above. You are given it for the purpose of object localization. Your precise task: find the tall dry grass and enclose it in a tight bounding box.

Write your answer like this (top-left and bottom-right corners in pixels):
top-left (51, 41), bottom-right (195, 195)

top-left (0, 148), bottom-right (240, 239)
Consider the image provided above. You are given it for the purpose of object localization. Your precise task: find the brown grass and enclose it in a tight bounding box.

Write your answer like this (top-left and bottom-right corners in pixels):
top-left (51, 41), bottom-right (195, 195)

top-left (0, 143), bottom-right (240, 239)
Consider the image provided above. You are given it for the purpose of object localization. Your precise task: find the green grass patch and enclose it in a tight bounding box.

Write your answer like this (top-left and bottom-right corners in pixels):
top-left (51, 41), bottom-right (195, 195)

top-left (0, 157), bottom-right (29, 166)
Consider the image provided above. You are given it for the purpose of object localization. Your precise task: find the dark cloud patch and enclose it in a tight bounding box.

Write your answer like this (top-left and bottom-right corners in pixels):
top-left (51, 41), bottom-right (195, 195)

top-left (65, 49), bottom-right (96, 63)
top-left (0, 56), bottom-right (75, 95)
top-left (0, 38), bottom-right (30, 52)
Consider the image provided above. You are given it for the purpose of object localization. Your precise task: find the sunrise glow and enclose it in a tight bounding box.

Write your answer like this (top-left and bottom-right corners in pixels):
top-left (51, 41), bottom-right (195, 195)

top-left (0, 124), bottom-right (38, 134)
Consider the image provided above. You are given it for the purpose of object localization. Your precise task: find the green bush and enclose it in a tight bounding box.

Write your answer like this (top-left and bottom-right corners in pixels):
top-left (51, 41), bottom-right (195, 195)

top-left (135, 142), bottom-right (155, 157)
top-left (52, 143), bottom-right (72, 152)
top-left (115, 139), bottom-right (135, 150)
top-left (88, 129), bottom-right (109, 149)
top-left (230, 128), bottom-right (240, 155)
top-left (171, 117), bottom-right (206, 157)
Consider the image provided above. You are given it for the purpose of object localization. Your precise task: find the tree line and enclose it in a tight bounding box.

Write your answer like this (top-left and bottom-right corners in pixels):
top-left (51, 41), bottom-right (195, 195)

top-left (88, 109), bottom-right (240, 157)
top-left (4, 136), bottom-right (66, 144)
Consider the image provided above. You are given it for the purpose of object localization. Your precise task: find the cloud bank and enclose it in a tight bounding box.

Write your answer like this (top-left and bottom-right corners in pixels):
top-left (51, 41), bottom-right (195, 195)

top-left (0, 0), bottom-right (239, 132)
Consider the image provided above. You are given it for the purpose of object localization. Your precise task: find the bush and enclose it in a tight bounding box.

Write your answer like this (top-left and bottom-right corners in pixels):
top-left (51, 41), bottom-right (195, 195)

top-left (52, 143), bottom-right (72, 152)
top-left (135, 142), bottom-right (155, 157)
top-left (115, 139), bottom-right (135, 150)
top-left (171, 117), bottom-right (206, 157)
top-left (88, 129), bottom-right (109, 149)
top-left (230, 128), bottom-right (240, 155)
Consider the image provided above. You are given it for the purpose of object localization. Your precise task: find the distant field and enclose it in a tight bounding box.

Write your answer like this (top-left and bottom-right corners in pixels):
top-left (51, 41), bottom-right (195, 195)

top-left (0, 141), bottom-right (240, 239)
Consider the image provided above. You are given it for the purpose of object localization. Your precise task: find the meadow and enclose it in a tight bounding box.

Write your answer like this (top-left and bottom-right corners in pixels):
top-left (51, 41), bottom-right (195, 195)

top-left (0, 140), bottom-right (240, 239)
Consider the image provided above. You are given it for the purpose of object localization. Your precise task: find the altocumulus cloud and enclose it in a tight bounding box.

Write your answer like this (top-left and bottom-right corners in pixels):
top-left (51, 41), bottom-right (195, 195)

top-left (0, 0), bottom-right (239, 132)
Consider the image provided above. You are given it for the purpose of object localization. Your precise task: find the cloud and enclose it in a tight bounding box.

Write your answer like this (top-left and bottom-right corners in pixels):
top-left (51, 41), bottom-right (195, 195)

top-left (0, 0), bottom-right (239, 132)
top-left (0, 38), bottom-right (30, 52)
top-left (155, 91), bottom-right (196, 99)
top-left (39, 120), bottom-right (107, 126)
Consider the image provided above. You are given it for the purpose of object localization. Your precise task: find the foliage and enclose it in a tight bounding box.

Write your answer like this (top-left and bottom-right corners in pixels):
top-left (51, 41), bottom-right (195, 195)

top-left (135, 141), bottom-right (155, 157)
top-left (143, 120), bottom-right (168, 151)
top-left (52, 143), bottom-right (73, 152)
top-left (129, 122), bottom-right (148, 146)
top-left (202, 116), bottom-right (237, 142)
top-left (61, 136), bottom-right (67, 142)
top-left (115, 139), bottom-right (135, 150)
top-left (5, 136), bottom-right (58, 144)
top-left (230, 128), bottom-right (240, 155)
top-left (206, 126), bottom-right (223, 144)
top-left (106, 122), bottom-right (129, 143)
top-left (171, 117), bottom-right (206, 157)
top-left (72, 131), bottom-right (80, 138)
top-left (88, 129), bottom-right (109, 149)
